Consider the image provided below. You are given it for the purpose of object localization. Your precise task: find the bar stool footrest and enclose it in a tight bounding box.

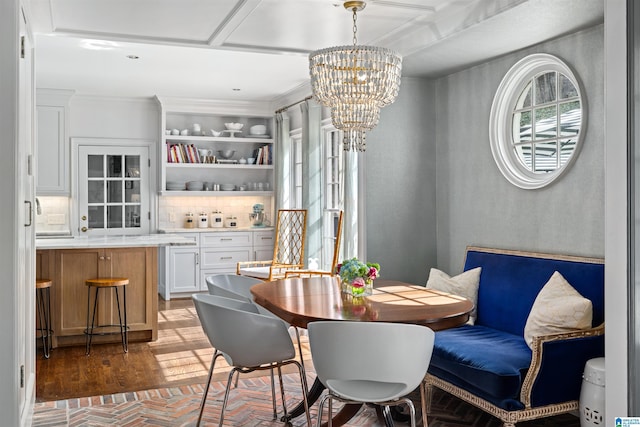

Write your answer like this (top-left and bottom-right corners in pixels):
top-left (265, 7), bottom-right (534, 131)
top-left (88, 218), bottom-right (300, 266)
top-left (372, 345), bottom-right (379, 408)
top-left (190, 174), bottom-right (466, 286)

top-left (84, 325), bottom-right (130, 336)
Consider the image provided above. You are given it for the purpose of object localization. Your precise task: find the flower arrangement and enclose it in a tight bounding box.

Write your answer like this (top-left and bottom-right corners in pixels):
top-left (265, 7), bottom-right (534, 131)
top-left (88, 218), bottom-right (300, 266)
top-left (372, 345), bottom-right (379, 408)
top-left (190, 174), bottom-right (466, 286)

top-left (335, 257), bottom-right (380, 296)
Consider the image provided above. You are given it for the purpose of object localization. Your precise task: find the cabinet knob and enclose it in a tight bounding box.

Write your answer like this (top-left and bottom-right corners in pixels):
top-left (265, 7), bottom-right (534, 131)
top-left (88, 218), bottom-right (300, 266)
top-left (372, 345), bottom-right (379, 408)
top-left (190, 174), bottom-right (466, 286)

top-left (81, 227), bottom-right (88, 232)
top-left (81, 215), bottom-right (87, 221)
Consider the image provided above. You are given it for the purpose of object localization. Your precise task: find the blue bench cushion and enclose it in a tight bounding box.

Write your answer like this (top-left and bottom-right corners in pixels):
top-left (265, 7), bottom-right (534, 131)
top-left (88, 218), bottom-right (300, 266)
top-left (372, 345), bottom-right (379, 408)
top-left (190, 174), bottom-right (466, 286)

top-left (429, 324), bottom-right (532, 410)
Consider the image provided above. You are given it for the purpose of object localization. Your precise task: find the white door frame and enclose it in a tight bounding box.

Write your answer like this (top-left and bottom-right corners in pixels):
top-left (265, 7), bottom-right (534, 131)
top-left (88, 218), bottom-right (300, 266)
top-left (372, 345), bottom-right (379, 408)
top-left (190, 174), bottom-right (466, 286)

top-left (71, 137), bottom-right (157, 236)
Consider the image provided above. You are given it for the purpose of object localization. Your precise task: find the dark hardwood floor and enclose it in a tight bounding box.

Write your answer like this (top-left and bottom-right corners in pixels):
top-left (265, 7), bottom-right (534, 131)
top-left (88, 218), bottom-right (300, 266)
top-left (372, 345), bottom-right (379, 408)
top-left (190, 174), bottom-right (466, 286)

top-left (36, 296), bottom-right (312, 402)
top-left (36, 297), bottom-right (204, 401)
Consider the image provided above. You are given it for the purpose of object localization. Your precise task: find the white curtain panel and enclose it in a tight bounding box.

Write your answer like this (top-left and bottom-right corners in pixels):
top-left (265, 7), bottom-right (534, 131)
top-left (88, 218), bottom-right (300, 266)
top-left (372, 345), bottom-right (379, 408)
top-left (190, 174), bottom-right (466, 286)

top-left (274, 111), bottom-right (291, 210)
top-left (300, 100), bottom-right (323, 265)
top-left (343, 150), bottom-right (360, 260)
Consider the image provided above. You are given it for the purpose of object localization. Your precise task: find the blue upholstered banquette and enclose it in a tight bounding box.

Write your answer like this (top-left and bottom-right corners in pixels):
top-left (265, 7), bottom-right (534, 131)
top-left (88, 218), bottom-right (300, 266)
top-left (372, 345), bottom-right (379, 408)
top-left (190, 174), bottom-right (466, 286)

top-left (424, 246), bottom-right (604, 426)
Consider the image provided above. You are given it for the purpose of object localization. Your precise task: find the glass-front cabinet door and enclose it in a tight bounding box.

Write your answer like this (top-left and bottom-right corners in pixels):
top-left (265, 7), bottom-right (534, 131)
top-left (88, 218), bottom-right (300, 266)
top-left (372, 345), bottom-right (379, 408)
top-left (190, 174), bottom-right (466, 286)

top-left (78, 145), bottom-right (149, 235)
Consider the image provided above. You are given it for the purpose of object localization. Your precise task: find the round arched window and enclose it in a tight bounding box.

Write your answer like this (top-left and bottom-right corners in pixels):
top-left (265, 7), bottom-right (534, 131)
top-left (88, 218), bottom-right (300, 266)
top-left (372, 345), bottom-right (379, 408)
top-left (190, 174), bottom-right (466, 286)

top-left (489, 54), bottom-right (585, 189)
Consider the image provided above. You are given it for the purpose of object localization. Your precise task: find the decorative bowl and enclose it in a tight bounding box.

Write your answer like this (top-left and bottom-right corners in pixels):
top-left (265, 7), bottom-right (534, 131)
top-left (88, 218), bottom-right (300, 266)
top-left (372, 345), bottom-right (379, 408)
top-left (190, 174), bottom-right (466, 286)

top-left (224, 122), bottom-right (244, 131)
top-left (186, 181), bottom-right (203, 191)
top-left (210, 129), bottom-right (222, 137)
top-left (217, 149), bottom-right (235, 159)
top-left (249, 125), bottom-right (267, 135)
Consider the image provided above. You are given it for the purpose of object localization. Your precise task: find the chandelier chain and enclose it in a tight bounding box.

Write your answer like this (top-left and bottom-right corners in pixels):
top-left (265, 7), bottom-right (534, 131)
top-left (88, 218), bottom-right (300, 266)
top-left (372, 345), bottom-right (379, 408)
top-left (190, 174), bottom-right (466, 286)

top-left (352, 7), bottom-right (358, 46)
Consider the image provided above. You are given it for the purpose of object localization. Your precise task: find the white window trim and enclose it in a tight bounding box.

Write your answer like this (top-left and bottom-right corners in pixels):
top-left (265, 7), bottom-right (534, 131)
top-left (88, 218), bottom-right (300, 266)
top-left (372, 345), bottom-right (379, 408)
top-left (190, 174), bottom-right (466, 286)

top-left (489, 53), bottom-right (586, 189)
top-left (320, 120), bottom-right (343, 270)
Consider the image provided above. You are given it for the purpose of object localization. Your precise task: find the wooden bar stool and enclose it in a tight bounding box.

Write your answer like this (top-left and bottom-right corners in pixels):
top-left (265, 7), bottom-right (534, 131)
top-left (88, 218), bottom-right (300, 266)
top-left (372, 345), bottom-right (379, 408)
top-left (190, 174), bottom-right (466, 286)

top-left (36, 279), bottom-right (53, 359)
top-left (85, 277), bottom-right (129, 355)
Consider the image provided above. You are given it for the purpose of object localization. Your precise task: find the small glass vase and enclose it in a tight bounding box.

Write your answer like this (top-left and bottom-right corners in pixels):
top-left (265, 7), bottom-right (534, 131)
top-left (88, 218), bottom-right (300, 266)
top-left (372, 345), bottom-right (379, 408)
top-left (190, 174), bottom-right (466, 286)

top-left (341, 279), bottom-right (373, 297)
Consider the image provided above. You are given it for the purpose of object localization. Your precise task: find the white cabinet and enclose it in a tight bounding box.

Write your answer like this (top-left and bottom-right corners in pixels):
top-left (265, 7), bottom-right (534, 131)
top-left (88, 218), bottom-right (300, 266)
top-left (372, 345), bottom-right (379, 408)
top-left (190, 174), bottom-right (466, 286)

top-left (159, 233), bottom-right (200, 300)
top-left (168, 247), bottom-right (200, 293)
top-left (36, 89), bottom-right (74, 195)
top-left (160, 229), bottom-right (274, 300)
top-left (200, 231), bottom-right (252, 282)
top-left (253, 229), bottom-right (276, 261)
top-left (155, 96), bottom-right (275, 197)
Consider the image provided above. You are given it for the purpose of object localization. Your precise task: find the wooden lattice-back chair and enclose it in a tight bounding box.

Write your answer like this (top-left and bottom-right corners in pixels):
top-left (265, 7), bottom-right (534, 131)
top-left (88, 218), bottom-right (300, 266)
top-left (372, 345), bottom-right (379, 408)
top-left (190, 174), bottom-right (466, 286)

top-left (237, 209), bottom-right (307, 281)
top-left (284, 211), bottom-right (343, 279)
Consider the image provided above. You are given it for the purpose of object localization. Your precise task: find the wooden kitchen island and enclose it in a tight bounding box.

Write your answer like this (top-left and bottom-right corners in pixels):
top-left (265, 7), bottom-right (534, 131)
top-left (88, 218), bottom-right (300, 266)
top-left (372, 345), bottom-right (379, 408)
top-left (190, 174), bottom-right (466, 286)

top-left (36, 234), bottom-right (195, 348)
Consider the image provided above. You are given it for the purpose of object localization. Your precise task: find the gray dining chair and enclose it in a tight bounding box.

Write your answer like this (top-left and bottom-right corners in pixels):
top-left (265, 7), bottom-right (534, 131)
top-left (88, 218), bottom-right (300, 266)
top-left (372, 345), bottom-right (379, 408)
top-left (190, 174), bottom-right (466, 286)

top-left (308, 320), bottom-right (435, 427)
top-left (205, 273), bottom-right (307, 370)
top-left (205, 273), bottom-right (262, 304)
top-left (192, 293), bottom-right (311, 427)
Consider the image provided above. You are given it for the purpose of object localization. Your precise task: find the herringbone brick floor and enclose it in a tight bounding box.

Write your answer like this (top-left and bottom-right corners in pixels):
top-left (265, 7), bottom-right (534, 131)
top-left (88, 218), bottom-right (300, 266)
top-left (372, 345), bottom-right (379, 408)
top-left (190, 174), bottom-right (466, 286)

top-left (33, 372), bottom-right (581, 426)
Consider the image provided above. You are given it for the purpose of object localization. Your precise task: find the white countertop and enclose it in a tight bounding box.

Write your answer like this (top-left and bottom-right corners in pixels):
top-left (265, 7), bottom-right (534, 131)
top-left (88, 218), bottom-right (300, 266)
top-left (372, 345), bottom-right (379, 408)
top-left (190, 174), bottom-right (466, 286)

top-left (36, 233), bottom-right (198, 250)
top-left (159, 227), bottom-right (274, 233)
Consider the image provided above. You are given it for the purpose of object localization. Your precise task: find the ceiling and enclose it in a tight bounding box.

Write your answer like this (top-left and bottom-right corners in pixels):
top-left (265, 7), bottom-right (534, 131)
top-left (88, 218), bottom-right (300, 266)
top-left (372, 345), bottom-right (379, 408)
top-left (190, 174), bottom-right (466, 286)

top-left (28, 0), bottom-right (604, 105)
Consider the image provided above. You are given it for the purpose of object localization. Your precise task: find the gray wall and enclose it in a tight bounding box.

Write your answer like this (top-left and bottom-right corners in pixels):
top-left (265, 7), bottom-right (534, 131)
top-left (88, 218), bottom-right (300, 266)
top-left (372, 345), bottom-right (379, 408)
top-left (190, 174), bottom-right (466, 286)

top-left (365, 77), bottom-right (437, 285)
top-left (435, 24), bottom-right (605, 273)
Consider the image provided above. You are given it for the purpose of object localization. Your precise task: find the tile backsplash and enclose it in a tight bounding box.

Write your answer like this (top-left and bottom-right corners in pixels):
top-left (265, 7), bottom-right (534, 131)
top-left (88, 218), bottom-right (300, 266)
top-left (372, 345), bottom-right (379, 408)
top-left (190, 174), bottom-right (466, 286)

top-left (35, 195), bottom-right (273, 234)
top-left (35, 196), bottom-right (71, 234)
top-left (158, 196), bottom-right (274, 229)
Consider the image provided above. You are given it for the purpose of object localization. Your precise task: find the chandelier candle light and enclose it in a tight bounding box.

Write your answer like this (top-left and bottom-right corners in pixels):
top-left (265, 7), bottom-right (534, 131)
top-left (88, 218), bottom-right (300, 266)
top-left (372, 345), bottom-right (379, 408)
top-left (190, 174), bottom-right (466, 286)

top-left (309, 1), bottom-right (402, 151)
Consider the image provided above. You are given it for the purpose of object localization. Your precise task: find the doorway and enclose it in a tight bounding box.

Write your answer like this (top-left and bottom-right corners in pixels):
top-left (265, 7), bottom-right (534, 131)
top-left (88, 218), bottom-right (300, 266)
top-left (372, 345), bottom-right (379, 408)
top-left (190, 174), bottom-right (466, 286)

top-left (73, 138), bottom-right (156, 236)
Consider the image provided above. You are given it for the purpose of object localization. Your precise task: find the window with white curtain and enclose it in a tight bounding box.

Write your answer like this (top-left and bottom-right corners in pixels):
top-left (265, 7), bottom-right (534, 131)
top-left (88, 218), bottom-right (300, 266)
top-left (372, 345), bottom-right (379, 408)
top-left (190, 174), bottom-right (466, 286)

top-left (287, 118), bottom-right (357, 269)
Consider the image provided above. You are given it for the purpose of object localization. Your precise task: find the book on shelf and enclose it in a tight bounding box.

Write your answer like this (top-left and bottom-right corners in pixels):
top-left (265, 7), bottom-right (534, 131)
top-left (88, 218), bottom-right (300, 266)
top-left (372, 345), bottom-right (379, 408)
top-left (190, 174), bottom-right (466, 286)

top-left (167, 143), bottom-right (202, 163)
top-left (252, 144), bottom-right (272, 165)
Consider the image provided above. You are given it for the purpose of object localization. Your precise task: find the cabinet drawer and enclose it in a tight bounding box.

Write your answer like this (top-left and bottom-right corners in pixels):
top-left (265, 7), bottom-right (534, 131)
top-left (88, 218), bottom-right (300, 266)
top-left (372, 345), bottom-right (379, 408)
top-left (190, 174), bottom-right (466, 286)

top-left (173, 233), bottom-right (200, 245)
top-left (254, 247), bottom-right (274, 261)
top-left (200, 232), bottom-right (252, 248)
top-left (253, 230), bottom-right (275, 247)
top-left (200, 248), bottom-right (251, 268)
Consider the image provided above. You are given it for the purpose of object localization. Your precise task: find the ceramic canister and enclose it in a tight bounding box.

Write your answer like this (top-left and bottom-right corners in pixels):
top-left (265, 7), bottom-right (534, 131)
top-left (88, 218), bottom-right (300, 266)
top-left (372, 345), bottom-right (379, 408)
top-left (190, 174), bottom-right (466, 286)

top-left (209, 210), bottom-right (224, 228)
top-left (198, 212), bottom-right (208, 228)
top-left (185, 212), bottom-right (195, 229)
top-left (225, 216), bottom-right (238, 228)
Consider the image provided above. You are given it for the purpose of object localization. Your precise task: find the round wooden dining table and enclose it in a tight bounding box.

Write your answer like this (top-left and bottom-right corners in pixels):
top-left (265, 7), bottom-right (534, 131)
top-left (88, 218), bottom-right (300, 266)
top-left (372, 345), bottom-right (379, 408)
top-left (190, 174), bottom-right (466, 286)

top-left (250, 276), bottom-right (474, 427)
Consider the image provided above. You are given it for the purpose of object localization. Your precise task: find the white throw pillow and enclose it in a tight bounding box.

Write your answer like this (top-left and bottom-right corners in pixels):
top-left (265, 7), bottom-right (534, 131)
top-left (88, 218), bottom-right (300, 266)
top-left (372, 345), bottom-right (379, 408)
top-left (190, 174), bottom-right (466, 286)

top-left (426, 267), bottom-right (481, 325)
top-left (524, 271), bottom-right (593, 349)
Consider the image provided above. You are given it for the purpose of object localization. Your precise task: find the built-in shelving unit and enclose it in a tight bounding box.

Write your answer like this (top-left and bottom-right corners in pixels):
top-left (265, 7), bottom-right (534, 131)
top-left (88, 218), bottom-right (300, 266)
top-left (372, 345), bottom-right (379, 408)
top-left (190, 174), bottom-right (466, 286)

top-left (155, 96), bottom-right (275, 197)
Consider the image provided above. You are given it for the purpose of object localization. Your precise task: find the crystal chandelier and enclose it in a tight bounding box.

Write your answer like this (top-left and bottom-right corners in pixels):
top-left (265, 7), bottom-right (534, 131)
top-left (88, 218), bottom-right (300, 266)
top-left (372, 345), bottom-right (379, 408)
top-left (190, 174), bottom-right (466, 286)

top-left (309, 1), bottom-right (402, 151)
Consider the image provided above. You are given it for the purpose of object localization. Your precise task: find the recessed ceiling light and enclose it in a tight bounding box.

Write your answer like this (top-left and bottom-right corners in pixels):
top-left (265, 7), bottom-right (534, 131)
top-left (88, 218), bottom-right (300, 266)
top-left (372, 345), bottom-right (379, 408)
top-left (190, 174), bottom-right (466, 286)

top-left (127, 55), bottom-right (140, 60)
top-left (80, 39), bottom-right (119, 50)
top-left (232, 88), bottom-right (241, 91)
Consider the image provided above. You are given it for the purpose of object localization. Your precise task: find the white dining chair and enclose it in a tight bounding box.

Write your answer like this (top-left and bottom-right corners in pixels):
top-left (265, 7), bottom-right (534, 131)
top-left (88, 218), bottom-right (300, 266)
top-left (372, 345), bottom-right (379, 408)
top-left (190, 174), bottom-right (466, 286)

top-left (192, 293), bottom-right (312, 427)
top-left (308, 320), bottom-right (435, 427)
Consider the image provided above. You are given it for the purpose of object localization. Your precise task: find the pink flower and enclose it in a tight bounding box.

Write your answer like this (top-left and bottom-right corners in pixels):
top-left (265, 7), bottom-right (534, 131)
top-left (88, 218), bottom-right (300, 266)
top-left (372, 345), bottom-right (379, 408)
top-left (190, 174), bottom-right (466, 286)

top-left (351, 277), bottom-right (365, 288)
top-left (367, 267), bottom-right (378, 280)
